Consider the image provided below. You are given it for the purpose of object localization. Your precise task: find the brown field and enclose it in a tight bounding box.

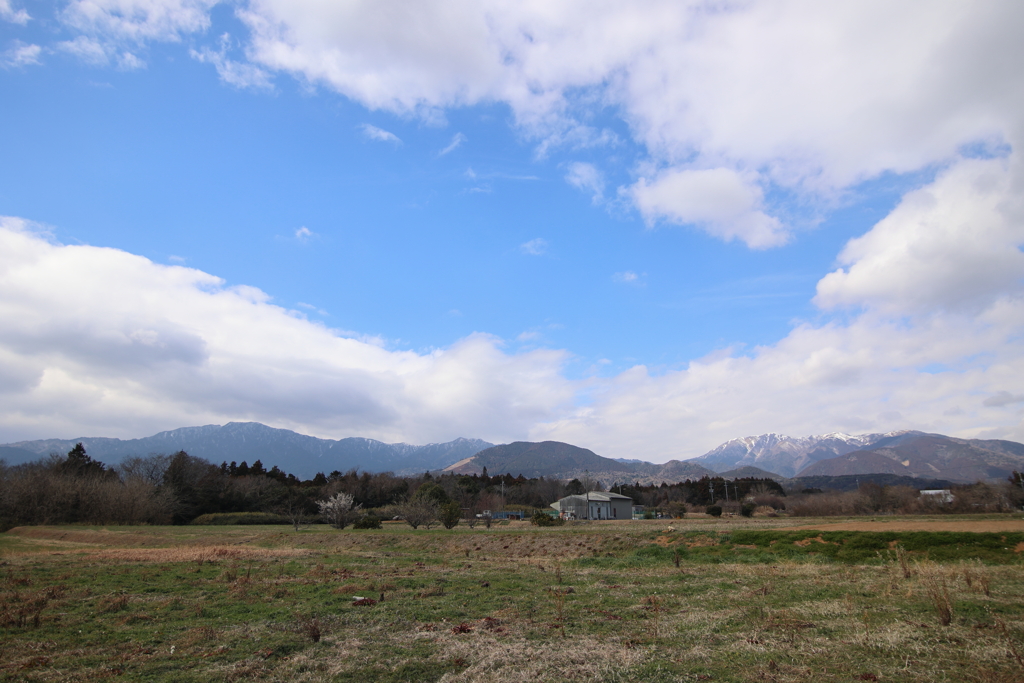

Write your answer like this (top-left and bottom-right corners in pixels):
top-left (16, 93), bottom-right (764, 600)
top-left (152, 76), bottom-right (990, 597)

top-left (786, 519), bottom-right (1024, 533)
top-left (3, 518), bottom-right (1024, 682)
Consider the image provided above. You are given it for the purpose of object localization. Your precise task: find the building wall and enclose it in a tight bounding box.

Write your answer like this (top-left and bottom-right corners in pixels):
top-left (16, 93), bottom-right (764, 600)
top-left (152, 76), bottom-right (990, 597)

top-left (609, 498), bottom-right (632, 520)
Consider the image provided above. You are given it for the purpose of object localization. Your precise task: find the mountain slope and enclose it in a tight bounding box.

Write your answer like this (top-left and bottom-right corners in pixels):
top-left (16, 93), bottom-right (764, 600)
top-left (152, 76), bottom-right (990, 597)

top-left (688, 431), bottom-right (922, 478)
top-left (2, 423), bottom-right (493, 479)
top-left (445, 441), bottom-right (717, 484)
top-left (797, 434), bottom-right (1024, 482)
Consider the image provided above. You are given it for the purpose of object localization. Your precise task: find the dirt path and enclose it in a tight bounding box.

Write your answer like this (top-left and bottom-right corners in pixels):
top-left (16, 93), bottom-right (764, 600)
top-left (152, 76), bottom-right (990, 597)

top-left (786, 519), bottom-right (1024, 533)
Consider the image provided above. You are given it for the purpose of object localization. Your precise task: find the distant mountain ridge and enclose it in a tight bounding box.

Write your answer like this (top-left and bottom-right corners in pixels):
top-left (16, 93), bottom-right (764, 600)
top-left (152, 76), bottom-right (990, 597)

top-left (798, 433), bottom-right (1024, 482)
top-left (6, 423), bottom-right (1022, 485)
top-left (687, 430), bottom-right (1024, 483)
top-left (1, 422), bottom-right (493, 479)
top-left (688, 431), bottom-right (901, 478)
top-left (445, 441), bottom-right (717, 485)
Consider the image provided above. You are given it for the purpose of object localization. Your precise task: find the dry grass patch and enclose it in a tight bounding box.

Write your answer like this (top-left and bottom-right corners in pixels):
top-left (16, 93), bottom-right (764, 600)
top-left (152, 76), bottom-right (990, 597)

top-left (438, 632), bottom-right (648, 682)
top-left (89, 545), bottom-right (303, 563)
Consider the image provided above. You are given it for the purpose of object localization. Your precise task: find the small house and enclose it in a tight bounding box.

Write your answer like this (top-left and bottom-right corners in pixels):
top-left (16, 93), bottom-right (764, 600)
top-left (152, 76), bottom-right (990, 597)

top-left (550, 492), bottom-right (634, 520)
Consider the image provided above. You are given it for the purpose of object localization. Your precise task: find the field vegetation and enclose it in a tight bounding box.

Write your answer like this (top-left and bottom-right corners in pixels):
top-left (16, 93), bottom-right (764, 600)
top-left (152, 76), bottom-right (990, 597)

top-left (3, 516), bottom-right (1024, 682)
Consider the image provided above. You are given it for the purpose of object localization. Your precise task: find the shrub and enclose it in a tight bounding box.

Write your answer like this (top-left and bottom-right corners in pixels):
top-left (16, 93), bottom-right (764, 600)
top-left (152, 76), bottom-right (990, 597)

top-left (352, 515), bottom-right (382, 529)
top-left (706, 505), bottom-right (723, 517)
top-left (531, 511), bottom-right (564, 526)
top-left (190, 512), bottom-right (290, 525)
top-left (438, 500), bottom-right (462, 529)
top-left (740, 503), bottom-right (756, 518)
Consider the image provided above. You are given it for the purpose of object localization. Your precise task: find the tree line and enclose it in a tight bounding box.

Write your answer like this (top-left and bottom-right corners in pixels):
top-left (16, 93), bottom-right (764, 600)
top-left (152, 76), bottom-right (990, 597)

top-left (0, 446), bottom-right (604, 529)
top-left (9, 443), bottom-right (1012, 529)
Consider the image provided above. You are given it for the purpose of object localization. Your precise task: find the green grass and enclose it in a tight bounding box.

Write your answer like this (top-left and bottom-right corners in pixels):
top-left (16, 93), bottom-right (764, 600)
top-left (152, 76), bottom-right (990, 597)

top-left (2, 518), bottom-right (1024, 681)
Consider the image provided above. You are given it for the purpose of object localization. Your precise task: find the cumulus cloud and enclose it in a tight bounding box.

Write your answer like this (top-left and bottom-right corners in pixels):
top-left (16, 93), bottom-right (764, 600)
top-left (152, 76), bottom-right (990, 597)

top-left (0, 219), bottom-right (574, 444)
top-left (2, 212), bottom-right (1024, 456)
top-left (520, 238), bottom-right (547, 256)
top-left (227, 2), bottom-right (1023, 237)
top-left (360, 124), bottom-right (401, 144)
top-left (815, 158), bottom-right (1024, 314)
top-left (294, 226), bottom-right (314, 242)
top-left (532, 302), bottom-right (1024, 461)
top-left (45, 2), bottom-right (1024, 249)
top-left (630, 168), bottom-right (787, 248)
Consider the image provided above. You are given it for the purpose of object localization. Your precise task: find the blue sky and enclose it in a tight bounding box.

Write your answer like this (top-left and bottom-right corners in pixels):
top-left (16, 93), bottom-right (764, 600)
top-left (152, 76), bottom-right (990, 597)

top-left (1, 1), bottom-right (1022, 461)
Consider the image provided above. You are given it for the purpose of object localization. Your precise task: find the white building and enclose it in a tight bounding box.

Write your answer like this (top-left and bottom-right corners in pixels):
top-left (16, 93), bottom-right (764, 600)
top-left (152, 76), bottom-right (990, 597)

top-left (920, 489), bottom-right (954, 504)
top-left (550, 492), bottom-right (634, 520)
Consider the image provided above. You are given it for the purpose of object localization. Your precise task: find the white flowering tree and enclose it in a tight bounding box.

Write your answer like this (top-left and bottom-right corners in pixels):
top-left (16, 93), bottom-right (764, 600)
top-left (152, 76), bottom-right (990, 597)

top-left (318, 492), bottom-right (360, 529)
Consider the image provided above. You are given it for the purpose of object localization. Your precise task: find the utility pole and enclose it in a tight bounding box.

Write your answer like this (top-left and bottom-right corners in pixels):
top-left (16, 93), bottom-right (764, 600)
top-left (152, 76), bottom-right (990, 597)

top-left (710, 481), bottom-right (715, 504)
top-left (584, 469), bottom-right (591, 520)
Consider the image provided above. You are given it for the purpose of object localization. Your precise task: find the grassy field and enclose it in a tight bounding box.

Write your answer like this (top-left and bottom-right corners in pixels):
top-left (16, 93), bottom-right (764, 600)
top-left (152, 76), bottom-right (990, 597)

top-left (2, 516), bottom-right (1024, 682)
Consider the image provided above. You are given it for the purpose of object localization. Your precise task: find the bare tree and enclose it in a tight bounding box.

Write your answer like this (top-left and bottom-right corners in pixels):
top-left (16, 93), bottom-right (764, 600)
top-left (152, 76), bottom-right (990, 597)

top-left (117, 454), bottom-right (172, 486)
top-left (397, 500), bottom-right (437, 529)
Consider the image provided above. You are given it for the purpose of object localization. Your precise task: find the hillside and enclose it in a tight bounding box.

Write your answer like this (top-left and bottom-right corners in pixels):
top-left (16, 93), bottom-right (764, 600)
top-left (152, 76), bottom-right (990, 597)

top-left (718, 465), bottom-right (785, 480)
top-left (687, 432), bottom-right (916, 477)
top-left (1, 422), bottom-right (493, 479)
top-left (445, 441), bottom-right (717, 485)
top-left (797, 433), bottom-right (1024, 483)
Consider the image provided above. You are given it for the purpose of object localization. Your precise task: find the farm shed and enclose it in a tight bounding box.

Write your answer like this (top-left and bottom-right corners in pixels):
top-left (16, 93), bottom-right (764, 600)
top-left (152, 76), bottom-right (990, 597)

top-left (550, 492), bottom-right (634, 520)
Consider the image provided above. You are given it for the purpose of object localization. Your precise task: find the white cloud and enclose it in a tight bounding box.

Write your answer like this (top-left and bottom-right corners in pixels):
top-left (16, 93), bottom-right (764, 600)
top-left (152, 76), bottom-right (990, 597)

top-left (294, 226), bottom-right (314, 242)
top-left (439, 132), bottom-right (466, 156)
top-left (58, 36), bottom-right (111, 65)
top-left (360, 124), bottom-right (401, 144)
top-left (531, 155), bottom-right (1024, 456)
top-left (61, 0), bottom-right (217, 43)
top-left (0, 218), bottom-right (574, 444)
top-left (532, 302), bottom-right (1024, 461)
top-left (520, 238), bottom-right (547, 256)
top-left (191, 41), bottom-right (273, 89)
top-left (2, 42), bottom-right (41, 67)
top-left (117, 50), bottom-right (144, 70)
top-left (43, 3), bottom-right (1024, 249)
top-left (296, 301), bottom-right (328, 316)
top-left (225, 1), bottom-right (1022, 246)
top-left (815, 157), bottom-right (1024, 315)
top-left (612, 271), bottom-right (641, 284)
top-left (630, 168), bottom-right (787, 248)
top-left (0, 0), bottom-right (29, 24)
top-left (3, 213), bottom-right (1024, 458)
top-left (565, 162), bottom-right (604, 203)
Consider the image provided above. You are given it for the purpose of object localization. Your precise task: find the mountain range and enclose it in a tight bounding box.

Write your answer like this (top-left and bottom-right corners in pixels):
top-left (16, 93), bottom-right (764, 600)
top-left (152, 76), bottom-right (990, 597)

top-left (3, 423), bottom-right (1023, 485)
top-left (0, 422), bottom-right (493, 480)
top-left (690, 430), bottom-right (1024, 483)
top-left (443, 441), bottom-right (716, 485)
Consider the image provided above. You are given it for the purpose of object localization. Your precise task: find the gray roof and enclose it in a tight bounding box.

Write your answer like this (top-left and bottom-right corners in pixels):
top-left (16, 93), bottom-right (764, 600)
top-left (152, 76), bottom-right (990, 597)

top-left (554, 491), bottom-right (633, 505)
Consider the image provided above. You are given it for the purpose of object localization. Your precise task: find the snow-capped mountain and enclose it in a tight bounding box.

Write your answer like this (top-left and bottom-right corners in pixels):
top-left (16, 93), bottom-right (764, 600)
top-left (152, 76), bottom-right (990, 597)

top-left (687, 431), bottom-right (919, 478)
